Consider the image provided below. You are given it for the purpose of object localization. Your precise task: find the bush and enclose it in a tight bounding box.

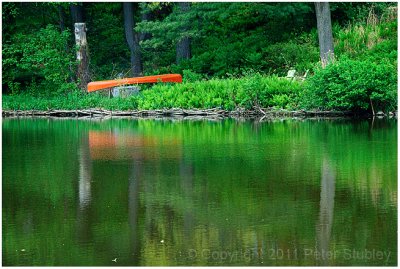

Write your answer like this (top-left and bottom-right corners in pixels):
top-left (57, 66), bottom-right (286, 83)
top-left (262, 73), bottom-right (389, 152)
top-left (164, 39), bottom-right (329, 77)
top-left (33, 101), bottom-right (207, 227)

top-left (136, 74), bottom-right (304, 110)
top-left (182, 69), bottom-right (204, 82)
top-left (2, 25), bottom-right (76, 95)
top-left (303, 58), bottom-right (397, 112)
top-left (261, 39), bottom-right (319, 76)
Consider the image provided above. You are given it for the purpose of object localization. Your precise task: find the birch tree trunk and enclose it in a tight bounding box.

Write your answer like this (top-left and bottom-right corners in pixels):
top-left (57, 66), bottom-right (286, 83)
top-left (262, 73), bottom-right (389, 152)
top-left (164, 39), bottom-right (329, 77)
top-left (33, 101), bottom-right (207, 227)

top-left (315, 2), bottom-right (335, 67)
top-left (74, 23), bottom-right (90, 92)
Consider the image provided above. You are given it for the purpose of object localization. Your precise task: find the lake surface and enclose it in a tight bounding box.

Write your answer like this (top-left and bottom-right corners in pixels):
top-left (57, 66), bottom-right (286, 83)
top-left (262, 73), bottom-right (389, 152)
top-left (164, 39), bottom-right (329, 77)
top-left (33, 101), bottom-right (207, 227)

top-left (2, 117), bottom-right (397, 266)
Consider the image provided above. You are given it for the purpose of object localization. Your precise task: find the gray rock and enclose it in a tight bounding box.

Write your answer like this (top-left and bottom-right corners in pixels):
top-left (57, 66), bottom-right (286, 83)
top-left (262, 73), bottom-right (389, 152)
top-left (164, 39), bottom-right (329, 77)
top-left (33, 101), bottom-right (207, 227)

top-left (112, 86), bottom-right (140, 98)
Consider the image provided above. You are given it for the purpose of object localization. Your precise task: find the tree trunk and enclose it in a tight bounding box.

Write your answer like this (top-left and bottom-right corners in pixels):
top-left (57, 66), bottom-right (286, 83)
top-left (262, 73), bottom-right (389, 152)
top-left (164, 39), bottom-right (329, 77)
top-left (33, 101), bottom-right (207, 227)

top-left (74, 23), bottom-right (90, 92)
top-left (176, 2), bottom-right (191, 64)
top-left (58, 6), bottom-right (68, 52)
top-left (315, 2), bottom-right (334, 67)
top-left (123, 2), bottom-right (142, 77)
top-left (58, 5), bottom-right (66, 32)
top-left (70, 3), bottom-right (84, 24)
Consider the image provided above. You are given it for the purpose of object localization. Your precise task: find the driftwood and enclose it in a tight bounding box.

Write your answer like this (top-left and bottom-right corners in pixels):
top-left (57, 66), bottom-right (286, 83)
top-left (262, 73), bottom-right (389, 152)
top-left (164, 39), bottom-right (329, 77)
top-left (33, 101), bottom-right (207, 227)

top-left (2, 108), bottom-right (357, 119)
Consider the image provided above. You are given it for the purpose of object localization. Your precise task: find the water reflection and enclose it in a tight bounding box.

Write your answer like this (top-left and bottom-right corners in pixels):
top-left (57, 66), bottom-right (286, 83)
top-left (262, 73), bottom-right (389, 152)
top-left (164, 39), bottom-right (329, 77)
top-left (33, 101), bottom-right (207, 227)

top-left (77, 134), bottom-right (93, 245)
top-left (316, 157), bottom-right (336, 265)
top-left (2, 118), bottom-right (397, 266)
top-left (78, 135), bottom-right (92, 208)
top-left (180, 157), bottom-right (195, 243)
top-left (129, 160), bottom-right (141, 263)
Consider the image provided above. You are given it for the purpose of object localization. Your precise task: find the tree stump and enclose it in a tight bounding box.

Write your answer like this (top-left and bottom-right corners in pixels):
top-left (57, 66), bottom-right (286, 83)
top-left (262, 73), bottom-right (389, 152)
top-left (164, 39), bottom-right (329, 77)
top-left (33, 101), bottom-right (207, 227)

top-left (74, 23), bottom-right (90, 92)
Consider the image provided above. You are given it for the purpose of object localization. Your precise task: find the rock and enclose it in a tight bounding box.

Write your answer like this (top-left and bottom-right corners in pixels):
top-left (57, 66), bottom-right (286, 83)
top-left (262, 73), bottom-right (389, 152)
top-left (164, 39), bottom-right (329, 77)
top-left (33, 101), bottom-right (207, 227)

top-left (112, 86), bottom-right (140, 98)
top-left (375, 111), bottom-right (385, 116)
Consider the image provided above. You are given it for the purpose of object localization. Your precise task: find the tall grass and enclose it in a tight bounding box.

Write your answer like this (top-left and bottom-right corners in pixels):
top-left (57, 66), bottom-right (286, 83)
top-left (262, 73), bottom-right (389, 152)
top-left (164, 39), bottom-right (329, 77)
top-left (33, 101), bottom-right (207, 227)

top-left (334, 6), bottom-right (397, 61)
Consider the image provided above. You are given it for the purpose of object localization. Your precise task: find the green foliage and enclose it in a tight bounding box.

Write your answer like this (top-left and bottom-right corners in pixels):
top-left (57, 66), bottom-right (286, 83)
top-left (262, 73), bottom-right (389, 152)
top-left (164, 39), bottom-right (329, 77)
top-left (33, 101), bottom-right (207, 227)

top-left (135, 74), bottom-right (303, 110)
top-left (303, 58), bottom-right (397, 112)
top-left (181, 69), bottom-right (204, 82)
top-left (300, 5), bottom-right (398, 113)
top-left (2, 91), bottom-right (139, 111)
top-left (262, 38), bottom-right (319, 75)
top-left (3, 25), bottom-right (76, 95)
top-left (86, 3), bottom-right (130, 80)
top-left (330, 2), bottom-right (396, 25)
top-left (2, 3), bottom-right (397, 114)
top-left (3, 75), bottom-right (304, 111)
top-left (137, 2), bottom-right (315, 77)
top-left (334, 6), bottom-right (397, 63)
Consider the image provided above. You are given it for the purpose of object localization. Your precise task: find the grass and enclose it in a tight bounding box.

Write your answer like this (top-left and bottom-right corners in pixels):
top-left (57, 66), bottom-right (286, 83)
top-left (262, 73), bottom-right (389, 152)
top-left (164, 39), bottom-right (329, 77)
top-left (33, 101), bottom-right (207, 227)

top-left (334, 7), bottom-right (397, 62)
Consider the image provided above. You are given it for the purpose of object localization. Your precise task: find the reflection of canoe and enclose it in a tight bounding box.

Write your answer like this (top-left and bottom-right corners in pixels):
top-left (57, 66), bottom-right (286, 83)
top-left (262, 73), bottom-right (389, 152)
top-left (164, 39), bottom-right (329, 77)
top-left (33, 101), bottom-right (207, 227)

top-left (87, 74), bottom-right (182, 92)
top-left (88, 131), bottom-right (182, 160)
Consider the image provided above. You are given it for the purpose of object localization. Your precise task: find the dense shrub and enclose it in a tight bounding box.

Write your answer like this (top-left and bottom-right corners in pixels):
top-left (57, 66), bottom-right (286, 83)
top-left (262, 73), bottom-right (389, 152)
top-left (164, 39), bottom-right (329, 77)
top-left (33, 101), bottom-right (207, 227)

top-left (261, 39), bottom-right (319, 76)
top-left (303, 58), bottom-right (397, 112)
top-left (2, 25), bottom-right (77, 95)
top-left (137, 74), bottom-right (304, 110)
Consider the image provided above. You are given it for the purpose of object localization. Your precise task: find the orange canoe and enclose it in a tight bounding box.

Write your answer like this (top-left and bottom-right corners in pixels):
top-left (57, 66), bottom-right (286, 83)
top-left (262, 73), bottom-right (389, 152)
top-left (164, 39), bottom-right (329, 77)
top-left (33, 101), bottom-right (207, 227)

top-left (87, 74), bottom-right (183, 92)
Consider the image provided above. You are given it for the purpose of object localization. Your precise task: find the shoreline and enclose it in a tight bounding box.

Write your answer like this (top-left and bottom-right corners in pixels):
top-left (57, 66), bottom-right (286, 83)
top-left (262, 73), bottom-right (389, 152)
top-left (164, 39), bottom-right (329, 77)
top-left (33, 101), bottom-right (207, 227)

top-left (2, 108), bottom-right (396, 120)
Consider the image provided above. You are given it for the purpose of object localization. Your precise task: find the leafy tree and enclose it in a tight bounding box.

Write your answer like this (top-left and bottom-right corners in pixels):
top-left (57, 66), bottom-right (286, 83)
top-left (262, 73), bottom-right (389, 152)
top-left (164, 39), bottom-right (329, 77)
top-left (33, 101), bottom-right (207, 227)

top-left (139, 3), bottom-right (154, 42)
top-left (2, 25), bottom-right (76, 95)
top-left (137, 3), bottom-right (315, 76)
top-left (85, 3), bottom-right (128, 80)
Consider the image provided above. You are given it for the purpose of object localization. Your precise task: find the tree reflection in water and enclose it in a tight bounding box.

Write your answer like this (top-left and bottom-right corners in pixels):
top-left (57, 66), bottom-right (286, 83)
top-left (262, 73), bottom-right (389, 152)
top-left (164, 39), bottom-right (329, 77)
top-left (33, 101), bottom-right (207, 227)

top-left (316, 157), bottom-right (336, 266)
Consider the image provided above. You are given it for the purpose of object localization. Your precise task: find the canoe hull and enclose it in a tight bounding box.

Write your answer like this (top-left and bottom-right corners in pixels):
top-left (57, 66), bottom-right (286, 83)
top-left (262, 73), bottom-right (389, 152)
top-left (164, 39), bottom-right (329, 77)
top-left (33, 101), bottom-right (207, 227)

top-left (87, 74), bottom-right (182, 92)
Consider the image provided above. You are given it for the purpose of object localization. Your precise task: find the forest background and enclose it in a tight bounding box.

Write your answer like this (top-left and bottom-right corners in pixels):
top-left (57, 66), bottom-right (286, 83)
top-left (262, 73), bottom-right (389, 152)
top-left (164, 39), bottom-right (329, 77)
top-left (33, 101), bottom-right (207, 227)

top-left (2, 2), bottom-right (397, 113)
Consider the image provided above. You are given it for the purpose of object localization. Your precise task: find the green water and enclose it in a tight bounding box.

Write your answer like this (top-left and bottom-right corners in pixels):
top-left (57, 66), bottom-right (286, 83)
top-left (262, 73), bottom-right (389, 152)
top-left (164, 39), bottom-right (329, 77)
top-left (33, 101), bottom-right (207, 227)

top-left (2, 118), bottom-right (397, 266)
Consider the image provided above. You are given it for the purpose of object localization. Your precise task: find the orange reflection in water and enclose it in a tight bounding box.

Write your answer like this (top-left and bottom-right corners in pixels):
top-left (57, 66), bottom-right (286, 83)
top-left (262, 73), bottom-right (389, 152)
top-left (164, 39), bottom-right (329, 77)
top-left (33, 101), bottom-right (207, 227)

top-left (88, 130), bottom-right (182, 160)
